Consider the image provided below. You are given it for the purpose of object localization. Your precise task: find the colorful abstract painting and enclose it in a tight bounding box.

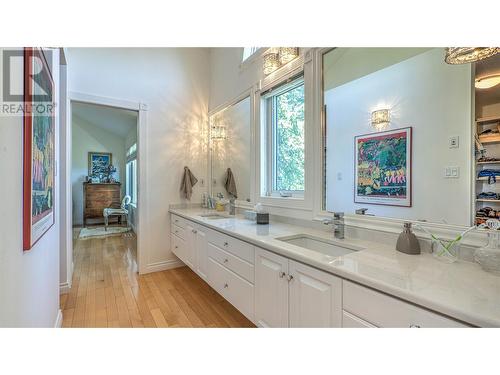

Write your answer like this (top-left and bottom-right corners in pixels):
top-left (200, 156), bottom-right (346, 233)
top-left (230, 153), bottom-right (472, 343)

top-left (88, 152), bottom-right (112, 177)
top-left (23, 48), bottom-right (55, 250)
top-left (354, 127), bottom-right (412, 207)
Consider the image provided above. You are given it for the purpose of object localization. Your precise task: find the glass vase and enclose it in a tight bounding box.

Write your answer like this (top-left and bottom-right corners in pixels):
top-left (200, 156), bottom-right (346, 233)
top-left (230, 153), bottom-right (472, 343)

top-left (431, 238), bottom-right (460, 263)
top-left (474, 231), bottom-right (500, 275)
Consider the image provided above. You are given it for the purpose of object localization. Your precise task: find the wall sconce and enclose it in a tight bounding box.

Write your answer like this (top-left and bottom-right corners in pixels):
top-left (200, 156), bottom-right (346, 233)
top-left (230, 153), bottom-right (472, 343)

top-left (263, 51), bottom-right (280, 75)
top-left (445, 47), bottom-right (500, 64)
top-left (211, 125), bottom-right (227, 140)
top-left (371, 109), bottom-right (390, 130)
top-left (278, 47), bottom-right (299, 65)
top-left (475, 74), bottom-right (500, 89)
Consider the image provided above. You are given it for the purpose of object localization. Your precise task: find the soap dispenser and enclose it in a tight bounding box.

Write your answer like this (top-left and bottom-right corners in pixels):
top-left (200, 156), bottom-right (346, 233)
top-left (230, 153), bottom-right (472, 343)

top-left (396, 222), bottom-right (421, 255)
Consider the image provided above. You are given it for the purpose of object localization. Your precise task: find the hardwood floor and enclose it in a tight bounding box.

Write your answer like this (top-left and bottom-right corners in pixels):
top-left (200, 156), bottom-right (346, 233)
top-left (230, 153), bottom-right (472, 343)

top-left (61, 229), bottom-right (255, 328)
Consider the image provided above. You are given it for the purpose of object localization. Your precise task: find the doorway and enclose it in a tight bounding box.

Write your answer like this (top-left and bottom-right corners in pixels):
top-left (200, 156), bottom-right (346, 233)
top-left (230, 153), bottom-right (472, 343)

top-left (63, 92), bottom-right (148, 286)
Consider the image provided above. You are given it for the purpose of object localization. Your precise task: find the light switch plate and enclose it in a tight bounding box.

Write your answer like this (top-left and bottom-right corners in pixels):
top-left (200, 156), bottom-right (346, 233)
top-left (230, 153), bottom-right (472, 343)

top-left (444, 166), bottom-right (460, 178)
top-left (449, 136), bottom-right (459, 149)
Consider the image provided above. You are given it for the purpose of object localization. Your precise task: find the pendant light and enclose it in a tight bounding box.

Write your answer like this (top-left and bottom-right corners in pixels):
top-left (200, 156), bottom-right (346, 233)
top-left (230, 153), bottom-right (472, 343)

top-left (445, 47), bottom-right (500, 65)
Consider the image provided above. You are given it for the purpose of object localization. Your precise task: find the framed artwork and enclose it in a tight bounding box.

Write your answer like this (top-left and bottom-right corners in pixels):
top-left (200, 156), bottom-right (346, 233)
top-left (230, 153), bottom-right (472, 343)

top-left (88, 152), bottom-right (112, 177)
top-left (23, 48), bottom-right (55, 250)
top-left (354, 127), bottom-right (412, 207)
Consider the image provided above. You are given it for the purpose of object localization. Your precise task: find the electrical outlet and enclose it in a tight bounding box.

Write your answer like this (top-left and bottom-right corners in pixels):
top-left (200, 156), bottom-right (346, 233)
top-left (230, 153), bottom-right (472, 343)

top-left (449, 136), bottom-right (459, 149)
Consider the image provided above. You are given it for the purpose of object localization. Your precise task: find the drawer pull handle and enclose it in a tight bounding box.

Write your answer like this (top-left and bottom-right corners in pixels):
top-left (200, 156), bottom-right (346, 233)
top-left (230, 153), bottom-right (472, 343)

top-left (279, 271), bottom-right (286, 278)
top-left (223, 242), bottom-right (229, 247)
top-left (224, 283), bottom-right (228, 288)
top-left (410, 324), bottom-right (421, 328)
top-left (287, 274), bottom-right (294, 282)
top-left (224, 258), bottom-right (229, 263)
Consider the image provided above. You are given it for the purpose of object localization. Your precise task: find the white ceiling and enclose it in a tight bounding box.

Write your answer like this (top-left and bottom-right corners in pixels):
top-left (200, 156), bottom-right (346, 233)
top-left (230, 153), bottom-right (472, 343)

top-left (72, 102), bottom-right (137, 138)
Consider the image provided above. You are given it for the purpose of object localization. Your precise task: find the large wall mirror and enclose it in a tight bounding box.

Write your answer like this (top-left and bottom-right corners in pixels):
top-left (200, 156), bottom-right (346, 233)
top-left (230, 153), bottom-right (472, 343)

top-left (210, 95), bottom-right (252, 204)
top-left (322, 48), bottom-right (474, 226)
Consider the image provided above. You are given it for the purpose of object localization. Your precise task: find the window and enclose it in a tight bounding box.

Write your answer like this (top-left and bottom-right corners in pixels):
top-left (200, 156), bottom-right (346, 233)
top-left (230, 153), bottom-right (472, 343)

top-left (264, 77), bottom-right (305, 196)
top-left (242, 47), bottom-right (260, 62)
top-left (126, 143), bottom-right (137, 205)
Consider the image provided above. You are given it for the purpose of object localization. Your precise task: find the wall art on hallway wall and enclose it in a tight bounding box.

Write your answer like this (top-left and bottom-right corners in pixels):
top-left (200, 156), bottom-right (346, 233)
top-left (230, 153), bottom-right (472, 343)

top-left (23, 47), bottom-right (55, 250)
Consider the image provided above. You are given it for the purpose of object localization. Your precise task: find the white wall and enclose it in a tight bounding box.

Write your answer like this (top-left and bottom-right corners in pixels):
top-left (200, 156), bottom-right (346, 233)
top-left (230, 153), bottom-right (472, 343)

top-left (0, 48), bottom-right (61, 327)
top-left (67, 48), bottom-right (210, 270)
top-left (325, 49), bottom-right (472, 226)
top-left (210, 48), bottom-right (261, 111)
top-left (71, 114), bottom-right (127, 225)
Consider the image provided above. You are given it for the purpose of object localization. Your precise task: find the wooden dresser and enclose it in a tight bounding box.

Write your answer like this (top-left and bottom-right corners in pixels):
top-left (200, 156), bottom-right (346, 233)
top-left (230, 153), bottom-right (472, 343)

top-left (83, 182), bottom-right (121, 226)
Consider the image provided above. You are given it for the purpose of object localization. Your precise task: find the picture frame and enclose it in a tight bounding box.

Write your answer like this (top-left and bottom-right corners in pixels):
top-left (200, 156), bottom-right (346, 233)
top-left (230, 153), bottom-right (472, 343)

top-left (354, 127), bottom-right (412, 207)
top-left (23, 48), bottom-right (55, 250)
top-left (88, 152), bottom-right (112, 177)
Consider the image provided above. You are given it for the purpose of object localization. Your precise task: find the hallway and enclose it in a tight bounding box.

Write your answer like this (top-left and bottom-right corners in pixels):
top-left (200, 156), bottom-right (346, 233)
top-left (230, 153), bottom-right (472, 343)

top-left (61, 231), bottom-right (254, 327)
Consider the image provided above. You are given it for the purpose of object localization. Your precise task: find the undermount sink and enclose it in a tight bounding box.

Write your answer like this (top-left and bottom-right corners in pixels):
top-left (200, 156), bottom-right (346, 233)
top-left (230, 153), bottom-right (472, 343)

top-left (199, 213), bottom-right (228, 220)
top-left (277, 234), bottom-right (363, 257)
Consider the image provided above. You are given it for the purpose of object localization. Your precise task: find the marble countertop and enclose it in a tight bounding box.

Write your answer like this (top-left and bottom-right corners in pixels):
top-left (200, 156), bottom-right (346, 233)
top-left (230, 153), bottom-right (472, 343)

top-left (169, 208), bottom-right (500, 327)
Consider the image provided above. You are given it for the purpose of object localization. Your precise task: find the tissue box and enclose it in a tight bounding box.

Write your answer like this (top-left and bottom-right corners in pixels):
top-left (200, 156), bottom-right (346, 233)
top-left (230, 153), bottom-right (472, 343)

top-left (256, 212), bottom-right (269, 225)
top-left (244, 210), bottom-right (257, 221)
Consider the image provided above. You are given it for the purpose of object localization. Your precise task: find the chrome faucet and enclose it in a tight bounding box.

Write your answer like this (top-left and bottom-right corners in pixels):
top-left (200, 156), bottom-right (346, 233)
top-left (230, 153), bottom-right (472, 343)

top-left (333, 212), bottom-right (345, 239)
top-left (229, 198), bottom-right (236, 215)
top-left (323, 212), bottom-right (345, 239)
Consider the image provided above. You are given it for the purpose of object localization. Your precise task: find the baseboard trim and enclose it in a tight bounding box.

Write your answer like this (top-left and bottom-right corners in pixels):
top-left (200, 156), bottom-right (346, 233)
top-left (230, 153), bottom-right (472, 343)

top-left (143, 259), bottom-right (184, 274)
top-left (54, 309), bottom-right (63, 328)
top-left (60, 282), bottom-right (71, 295)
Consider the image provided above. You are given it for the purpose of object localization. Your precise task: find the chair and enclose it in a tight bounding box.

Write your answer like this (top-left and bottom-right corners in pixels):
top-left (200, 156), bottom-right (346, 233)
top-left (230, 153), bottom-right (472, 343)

top-left (103, 195), bottom-right (131, 231)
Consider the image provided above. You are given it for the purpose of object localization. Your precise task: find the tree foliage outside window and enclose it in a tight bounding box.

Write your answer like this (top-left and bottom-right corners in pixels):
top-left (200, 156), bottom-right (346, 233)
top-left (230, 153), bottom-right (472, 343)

top-left (274, 83), bottom-right (305, 191)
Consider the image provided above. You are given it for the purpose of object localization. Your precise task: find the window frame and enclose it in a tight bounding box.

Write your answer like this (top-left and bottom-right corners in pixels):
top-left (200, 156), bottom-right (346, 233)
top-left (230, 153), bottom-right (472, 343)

top-left (263, 76), bottom-right (305, 198)
top-left (126, 143), bottom-right (138, 206)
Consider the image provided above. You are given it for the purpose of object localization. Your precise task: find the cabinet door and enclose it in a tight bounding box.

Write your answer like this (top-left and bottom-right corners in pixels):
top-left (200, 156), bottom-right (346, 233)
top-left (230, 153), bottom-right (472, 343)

top-left (184, 224), bottom-right (197, 270)
top-left (289, 260), bottom-right (342, 328)
top-left (254, 248), bottom-right (289, 328)
top-left (196, 228), bottom-right (208, 282)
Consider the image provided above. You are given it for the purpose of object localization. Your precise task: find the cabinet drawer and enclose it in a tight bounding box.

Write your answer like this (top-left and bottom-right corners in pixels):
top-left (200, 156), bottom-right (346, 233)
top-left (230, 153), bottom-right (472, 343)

top-left (343, 281), bottom-right (469, 328)
top-left (172, 234), bottom-right (187, 264)
top-left (171, 214), bottom-right (187, 229)
top-left (208, 257), bottom-right (254, 321)
top-left (342, 310), bottom-right (377, 328)
top-left (206, 229), bottom-right (254, 264)
top-left (171, 223), bottom-right (186, 240)
top-left (208, 243), bottom-right (254, 283)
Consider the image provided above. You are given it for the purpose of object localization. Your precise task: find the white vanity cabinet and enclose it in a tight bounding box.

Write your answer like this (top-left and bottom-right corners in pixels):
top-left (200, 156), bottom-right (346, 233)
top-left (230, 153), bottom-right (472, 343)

top-left (254, 247), bottom-right (342, 328)
top-left (342, 281), bottom-right (469, 328)
top-left (170, 213), bottom-right (472, 328)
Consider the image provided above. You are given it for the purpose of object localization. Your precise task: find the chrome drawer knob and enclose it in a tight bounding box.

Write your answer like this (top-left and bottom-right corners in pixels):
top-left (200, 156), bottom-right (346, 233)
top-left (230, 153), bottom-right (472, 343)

top-left (279, 271), bottom-right (286, 278)
top-left (224, 283), bottom-right (228, 288)
top-left (287, 274), bottom-right (294, 282)
top-left (224, 258), bottom-right (228, 263)
top-left (175, 246), bottom-right (178, 249)
top-left (410, 324), bottom-right (421, 328)
top-left (224, 242), bottom-right (229, 247)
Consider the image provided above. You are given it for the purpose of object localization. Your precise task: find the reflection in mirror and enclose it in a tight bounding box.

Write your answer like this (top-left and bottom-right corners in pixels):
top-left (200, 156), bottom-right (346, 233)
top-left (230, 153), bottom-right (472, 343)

top-left (322, 48), bottom-right (473, 226)
top-left (210, 96), bottom-right (251, 203)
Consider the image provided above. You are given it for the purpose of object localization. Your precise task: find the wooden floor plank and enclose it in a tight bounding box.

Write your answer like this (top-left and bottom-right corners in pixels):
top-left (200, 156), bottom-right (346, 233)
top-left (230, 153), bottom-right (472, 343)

top-left (62, 227), bottom-right (254, 328)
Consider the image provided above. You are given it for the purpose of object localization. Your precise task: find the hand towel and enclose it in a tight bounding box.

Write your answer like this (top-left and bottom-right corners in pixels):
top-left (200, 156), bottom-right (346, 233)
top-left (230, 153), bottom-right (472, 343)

top-left (180, 166), bottom-right (198, 200)
top-left (224, 168), bottom-right (238, 198)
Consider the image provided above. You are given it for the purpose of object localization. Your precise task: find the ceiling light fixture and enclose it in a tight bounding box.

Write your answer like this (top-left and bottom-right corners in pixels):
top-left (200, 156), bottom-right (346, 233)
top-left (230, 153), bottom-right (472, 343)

top-left (278, 47), bottom-right (299, 65)
top-left (475, 74), bottom-right (500, 89)
top-left (445, 47), bottom-right (500, 65)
